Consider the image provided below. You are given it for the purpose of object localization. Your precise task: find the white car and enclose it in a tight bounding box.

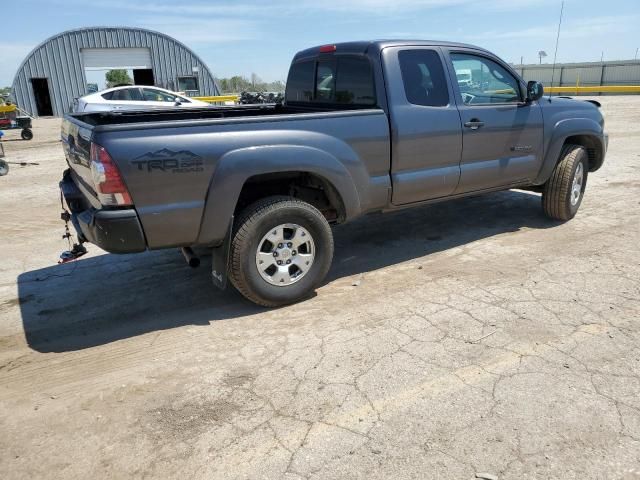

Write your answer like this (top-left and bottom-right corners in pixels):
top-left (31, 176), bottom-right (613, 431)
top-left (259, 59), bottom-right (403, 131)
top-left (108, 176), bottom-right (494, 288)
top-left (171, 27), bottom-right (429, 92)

top-left (75, 86), bottom-right (210, 112)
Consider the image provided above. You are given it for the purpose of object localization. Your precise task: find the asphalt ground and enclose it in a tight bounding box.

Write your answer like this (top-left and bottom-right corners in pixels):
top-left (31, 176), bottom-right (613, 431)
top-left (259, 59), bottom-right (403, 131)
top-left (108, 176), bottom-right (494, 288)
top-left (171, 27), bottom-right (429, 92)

top-left (1, 96), bottom-right (639, 479)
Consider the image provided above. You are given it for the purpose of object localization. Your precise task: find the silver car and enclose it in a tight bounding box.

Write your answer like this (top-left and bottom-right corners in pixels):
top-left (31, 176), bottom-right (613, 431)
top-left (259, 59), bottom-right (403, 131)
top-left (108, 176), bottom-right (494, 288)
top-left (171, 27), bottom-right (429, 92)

top-left (75, 86), bottom-right (209, 112)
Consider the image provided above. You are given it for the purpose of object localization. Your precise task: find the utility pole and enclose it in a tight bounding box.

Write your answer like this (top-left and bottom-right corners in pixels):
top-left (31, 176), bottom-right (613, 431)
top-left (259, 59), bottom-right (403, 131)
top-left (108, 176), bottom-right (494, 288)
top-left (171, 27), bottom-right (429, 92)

top-left (600, 51), bottom-right (604, 62)
top-left (520, 55), bottom-right (523, 65)
top-left (635, 47), bottom-right (639, 60)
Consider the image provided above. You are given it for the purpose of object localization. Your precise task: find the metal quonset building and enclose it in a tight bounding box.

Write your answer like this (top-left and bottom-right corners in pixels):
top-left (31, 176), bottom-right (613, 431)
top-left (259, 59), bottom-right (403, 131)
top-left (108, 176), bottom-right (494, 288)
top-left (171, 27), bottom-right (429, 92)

top-left (11, 26), bottom-right (221, 117)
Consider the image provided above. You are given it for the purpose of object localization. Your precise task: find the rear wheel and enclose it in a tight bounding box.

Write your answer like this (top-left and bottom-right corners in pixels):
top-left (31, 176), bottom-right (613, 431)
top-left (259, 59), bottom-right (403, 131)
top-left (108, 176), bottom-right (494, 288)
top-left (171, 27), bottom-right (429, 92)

top-left (542, 145), bottom-right (588, 221)
top-left (0, 159), bottom-right (8, 176)
top-left (229, 196), bottom-right (334, 307)
top-left (21, 128), bottom-right (33, 141)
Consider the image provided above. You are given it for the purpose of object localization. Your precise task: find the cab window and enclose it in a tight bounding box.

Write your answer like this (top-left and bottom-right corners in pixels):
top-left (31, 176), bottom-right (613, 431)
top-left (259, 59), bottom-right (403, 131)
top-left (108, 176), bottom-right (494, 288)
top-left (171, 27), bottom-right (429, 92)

top-left (398, 49), bottom-right (449, 107)
top-left (285, 60), bottom-right (315, 102)
top-left (450, 53), bottom-right (522, 105)
top-left (316, 62), bottom-right (335, 101)
top-left (286, 56), bottom-right (376, 106)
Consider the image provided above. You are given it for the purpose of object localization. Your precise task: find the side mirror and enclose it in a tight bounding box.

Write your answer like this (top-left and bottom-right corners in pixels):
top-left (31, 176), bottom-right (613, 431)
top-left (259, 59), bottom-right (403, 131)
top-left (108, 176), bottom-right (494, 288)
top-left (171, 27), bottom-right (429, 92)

top-left (527, 81), bottom-right (544, 102)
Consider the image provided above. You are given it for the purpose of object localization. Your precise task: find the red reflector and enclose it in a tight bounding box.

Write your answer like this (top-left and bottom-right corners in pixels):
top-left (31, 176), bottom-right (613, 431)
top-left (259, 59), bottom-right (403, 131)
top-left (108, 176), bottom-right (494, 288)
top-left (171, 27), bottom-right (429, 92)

top-left (319, 45), bottom-right (337, 53)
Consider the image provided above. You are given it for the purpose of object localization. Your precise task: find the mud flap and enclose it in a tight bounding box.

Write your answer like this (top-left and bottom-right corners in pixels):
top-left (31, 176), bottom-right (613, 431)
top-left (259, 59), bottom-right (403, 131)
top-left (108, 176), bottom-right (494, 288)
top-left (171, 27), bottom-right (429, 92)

top-left (211, 216), bottom-right (233, 290)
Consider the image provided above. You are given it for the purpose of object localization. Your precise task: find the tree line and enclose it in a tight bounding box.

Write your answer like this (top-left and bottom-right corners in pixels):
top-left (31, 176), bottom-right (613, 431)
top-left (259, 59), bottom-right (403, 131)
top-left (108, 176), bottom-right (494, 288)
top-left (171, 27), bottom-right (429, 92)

top-left (216, 74), bottom-right (285, 94)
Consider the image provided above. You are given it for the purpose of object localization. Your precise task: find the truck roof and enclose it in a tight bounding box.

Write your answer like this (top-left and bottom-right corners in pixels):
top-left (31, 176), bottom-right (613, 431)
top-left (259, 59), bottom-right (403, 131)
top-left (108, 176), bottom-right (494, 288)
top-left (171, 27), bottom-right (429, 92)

top-left (292, 40), bottom-right (490, 61)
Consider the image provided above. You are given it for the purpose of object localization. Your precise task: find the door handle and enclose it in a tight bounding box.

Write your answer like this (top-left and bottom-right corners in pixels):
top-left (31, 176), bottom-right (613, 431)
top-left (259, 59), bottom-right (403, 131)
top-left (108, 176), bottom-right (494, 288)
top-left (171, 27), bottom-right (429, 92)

top-left (464, 119), bottom-right (485, 130)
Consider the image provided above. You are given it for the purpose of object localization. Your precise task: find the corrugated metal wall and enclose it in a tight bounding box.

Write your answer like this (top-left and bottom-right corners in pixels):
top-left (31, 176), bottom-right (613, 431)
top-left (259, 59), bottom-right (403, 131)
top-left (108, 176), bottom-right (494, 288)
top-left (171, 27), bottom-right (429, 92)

top-left (11, 27), bottom-right (220, 117)
top-left (514, 60), bottom-right (640, 88)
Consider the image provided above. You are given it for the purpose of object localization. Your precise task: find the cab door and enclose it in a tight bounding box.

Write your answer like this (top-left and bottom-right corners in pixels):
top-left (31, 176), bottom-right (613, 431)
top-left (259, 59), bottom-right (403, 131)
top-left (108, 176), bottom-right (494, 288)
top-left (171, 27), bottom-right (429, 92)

top-left (383, 46), bottom-right (462, 205)
top-left (443, 49), bottom-right (544, 193)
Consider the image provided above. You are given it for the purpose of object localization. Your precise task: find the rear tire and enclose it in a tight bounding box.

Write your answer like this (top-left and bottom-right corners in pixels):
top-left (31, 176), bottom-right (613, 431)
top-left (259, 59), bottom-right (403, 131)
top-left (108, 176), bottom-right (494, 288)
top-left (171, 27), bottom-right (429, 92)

top-left (228, 196), bottom-right (334, 307)
top-left (542, 145), bottom-right (588, 221)
top-left (0, 159), bottom-right (8, 176)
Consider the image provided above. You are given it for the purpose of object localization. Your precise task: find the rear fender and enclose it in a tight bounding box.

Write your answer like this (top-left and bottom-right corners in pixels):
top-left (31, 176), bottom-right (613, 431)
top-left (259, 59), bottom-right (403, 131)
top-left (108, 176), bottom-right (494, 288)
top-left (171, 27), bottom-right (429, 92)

top-left (197, 145), bottom-right (362, 245)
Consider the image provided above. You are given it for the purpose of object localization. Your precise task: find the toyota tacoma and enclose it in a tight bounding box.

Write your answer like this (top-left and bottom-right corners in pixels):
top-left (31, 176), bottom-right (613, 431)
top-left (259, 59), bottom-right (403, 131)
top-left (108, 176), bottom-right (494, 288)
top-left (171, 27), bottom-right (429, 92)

top-left (60, 40), bottom-right (608, 306)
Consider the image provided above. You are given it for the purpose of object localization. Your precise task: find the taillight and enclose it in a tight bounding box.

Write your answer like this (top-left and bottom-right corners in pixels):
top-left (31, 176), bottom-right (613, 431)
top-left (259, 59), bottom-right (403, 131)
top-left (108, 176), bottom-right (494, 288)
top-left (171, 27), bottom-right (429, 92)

top-left (90, 142), bottom-right (133, 206)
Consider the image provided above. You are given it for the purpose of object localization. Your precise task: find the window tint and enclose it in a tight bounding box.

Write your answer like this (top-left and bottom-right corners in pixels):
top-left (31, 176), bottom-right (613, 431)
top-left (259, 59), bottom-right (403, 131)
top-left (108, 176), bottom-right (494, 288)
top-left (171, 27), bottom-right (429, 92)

top-left (142, 88), bottom-right (176, 102)
top-left (450, 53), bottom-right (521, 105)
top-left (316, 61), bottom-right (335, 101)
top-left (101, 91), bottom-right (114, 100)
top-left (285, 56), bottom-right (376, 106)
top-left (111, 88), bottom-right (143, 101)
top-left (285, 60), bottom-right (315, 103)
top-left (398, 50), bottom-right (449, 107)
top-left (335, 57), bottom-right (375, 105)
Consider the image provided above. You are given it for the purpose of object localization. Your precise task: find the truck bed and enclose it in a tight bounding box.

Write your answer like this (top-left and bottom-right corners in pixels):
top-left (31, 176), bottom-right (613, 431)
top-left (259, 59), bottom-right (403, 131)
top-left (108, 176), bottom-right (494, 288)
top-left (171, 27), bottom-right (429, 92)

top-left (61, 103), bottom-right (392, 250)
top-left (69, 103), bottom-right (374, 126)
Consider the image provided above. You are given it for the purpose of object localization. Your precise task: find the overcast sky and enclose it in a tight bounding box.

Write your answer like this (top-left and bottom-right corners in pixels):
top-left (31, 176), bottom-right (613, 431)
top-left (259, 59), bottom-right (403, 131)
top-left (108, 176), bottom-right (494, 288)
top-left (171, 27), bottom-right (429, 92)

top-left (1, 0), bottom-right (638, 86)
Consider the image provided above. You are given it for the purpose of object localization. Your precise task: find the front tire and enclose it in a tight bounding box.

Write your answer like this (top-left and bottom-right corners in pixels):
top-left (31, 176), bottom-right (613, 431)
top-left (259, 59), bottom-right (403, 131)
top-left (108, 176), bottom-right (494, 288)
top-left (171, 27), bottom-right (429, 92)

top-left (542, 145), bottom-right (588, 221)
top-left (229, 196), bottom-right (334, 307)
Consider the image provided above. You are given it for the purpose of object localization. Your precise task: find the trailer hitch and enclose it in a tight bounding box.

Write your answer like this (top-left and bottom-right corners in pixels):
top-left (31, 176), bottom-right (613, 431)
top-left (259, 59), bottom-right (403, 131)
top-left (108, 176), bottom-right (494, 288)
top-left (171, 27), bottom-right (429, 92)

top-left (58, 195), bottom-right (87, 264)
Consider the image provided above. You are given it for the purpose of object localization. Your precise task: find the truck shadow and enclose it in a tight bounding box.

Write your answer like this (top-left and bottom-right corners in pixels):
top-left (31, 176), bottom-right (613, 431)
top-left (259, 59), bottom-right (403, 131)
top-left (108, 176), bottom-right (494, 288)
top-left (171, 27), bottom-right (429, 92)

top-left (18, 190), bottom-right (556, 353)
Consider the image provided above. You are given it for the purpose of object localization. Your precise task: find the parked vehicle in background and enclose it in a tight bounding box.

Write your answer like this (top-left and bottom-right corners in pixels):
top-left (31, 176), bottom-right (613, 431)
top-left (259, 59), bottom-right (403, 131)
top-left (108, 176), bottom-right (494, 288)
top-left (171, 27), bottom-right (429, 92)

top-left (238, 91), bottom-right (284, 104)
top-left (60, 40), bottom-right (607, 307)
top-left (455, 68), bottom-right (473, 88)
top-left (0, 137), bottom-right (7, 176)
top-left (74, 86), bottom-right (209, 112)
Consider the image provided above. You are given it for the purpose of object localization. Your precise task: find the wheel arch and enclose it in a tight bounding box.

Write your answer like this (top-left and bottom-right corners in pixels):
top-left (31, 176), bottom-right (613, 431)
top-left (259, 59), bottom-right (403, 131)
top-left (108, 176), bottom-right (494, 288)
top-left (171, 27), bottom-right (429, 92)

top-left (535, 118), bottom-right (606, 184)
top-left (196, 145), bottom-right (361, 245)
top-left (562, 134), bottom-right (605, 172)
top-left (234, 171), bottom-right (347, 224)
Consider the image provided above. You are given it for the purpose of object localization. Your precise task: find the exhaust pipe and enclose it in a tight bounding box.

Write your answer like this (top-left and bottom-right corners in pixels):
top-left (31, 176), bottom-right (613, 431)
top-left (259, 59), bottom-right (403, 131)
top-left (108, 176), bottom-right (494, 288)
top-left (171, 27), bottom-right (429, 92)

top-left (181, 247), bottom-right (200, 268)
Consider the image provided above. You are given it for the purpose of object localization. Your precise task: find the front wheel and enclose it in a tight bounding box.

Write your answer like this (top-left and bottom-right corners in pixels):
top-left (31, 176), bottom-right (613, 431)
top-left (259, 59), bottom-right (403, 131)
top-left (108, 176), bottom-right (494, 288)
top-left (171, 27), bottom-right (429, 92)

top-left (228, 196), bottom-right (334, 307)
top-left (542, 145), bottom-right (588, 221)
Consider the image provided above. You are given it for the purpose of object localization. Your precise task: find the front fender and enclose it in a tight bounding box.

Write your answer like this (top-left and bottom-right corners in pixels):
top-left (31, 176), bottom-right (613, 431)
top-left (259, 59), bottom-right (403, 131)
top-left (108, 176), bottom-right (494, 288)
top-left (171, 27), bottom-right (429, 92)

top-left (197, 144), bottom-right (362, 245)
top-left (534, 117), bottom-right (605, 184)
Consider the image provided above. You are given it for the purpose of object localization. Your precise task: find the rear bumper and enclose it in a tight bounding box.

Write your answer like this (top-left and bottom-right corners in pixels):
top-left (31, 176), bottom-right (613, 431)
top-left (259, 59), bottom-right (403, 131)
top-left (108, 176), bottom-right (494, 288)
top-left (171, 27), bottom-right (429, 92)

top-left (75, 209), bottom-right (147, 253)
top-left (60, 170), bottom-right (146, 254)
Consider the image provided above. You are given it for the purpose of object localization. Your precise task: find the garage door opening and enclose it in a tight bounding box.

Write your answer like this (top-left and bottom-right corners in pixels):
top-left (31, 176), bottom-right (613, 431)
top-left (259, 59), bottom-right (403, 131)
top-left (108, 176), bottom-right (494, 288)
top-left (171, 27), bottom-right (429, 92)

top-left (31, 78), bottom-right (53, 116)
top-left (133, 69), bottom-right (155, 86)
top-left (82, 48), bottom-right (154, 92)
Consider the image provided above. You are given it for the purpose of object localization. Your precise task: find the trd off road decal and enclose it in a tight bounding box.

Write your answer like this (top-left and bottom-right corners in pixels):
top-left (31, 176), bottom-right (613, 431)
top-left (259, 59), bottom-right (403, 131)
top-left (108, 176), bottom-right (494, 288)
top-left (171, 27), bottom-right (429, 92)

top-left (131, 149), bottom-right (203, 173)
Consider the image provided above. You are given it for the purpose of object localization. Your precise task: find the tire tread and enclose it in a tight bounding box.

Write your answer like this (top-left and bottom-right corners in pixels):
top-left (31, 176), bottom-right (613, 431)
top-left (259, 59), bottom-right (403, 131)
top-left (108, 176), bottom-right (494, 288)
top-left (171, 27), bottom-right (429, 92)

top-left (542, 144), bottom-right (587, 220)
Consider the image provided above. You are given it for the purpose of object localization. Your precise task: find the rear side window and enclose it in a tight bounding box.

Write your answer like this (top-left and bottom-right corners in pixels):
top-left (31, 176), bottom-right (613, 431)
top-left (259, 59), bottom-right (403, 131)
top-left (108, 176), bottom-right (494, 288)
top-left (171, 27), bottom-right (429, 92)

top-left (398, 50), bottom-right (449, 107)
top-left (101, 91), bottom-right (114, 100)
top-left (111, 88), bottom-right (143, 101)
top-left (286, 56), bottom-right (376, 106)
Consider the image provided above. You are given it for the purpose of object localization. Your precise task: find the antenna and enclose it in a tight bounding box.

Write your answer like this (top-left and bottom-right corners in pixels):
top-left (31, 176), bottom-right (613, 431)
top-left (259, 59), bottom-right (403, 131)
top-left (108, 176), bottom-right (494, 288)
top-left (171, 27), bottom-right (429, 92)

top-left (549, 0), bottom-right (564, 101)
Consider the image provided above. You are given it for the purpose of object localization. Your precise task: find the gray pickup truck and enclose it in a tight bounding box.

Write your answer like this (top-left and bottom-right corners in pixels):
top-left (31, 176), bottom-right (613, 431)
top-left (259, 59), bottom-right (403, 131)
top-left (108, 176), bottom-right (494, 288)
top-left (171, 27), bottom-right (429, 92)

top-left (60, 40), bottom-right (607, 306)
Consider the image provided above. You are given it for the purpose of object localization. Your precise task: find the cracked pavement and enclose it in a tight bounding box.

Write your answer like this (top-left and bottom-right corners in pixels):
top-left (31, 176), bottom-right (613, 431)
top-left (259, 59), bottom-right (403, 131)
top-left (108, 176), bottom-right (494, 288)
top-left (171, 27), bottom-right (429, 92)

top-left (1, 96), bottom-right (639, 479)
